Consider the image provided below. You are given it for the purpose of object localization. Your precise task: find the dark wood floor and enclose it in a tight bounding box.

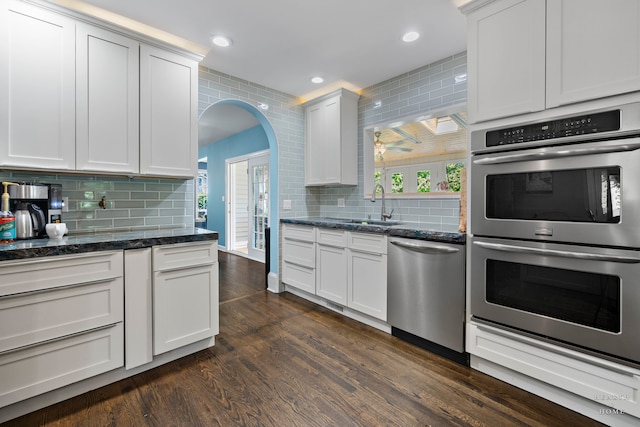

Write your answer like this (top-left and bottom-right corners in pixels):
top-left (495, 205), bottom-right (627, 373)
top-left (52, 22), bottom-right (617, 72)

top-left (2, 251), bottom-right (604, 426)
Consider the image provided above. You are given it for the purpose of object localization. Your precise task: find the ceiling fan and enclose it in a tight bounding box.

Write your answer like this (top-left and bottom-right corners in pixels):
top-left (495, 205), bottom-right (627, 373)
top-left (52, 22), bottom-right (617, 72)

top-left (374, 131), bottom-right (412, 161)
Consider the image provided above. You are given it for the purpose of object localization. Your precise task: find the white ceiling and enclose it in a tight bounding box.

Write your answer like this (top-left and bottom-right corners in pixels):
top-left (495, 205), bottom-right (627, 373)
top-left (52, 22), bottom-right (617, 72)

top-left (60, 0), bottom-right (469, 145)
top-left (68, 0), bottom-right (468, 100)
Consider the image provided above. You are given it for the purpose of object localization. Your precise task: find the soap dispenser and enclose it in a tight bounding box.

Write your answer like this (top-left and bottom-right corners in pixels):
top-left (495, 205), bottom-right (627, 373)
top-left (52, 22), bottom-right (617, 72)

top-left (1, 182), bottom-right (19, 243)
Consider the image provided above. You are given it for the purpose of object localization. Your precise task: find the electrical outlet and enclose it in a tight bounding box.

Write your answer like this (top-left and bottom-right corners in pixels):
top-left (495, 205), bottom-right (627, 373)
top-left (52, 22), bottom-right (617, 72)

top-left (62, 196), bottom-right (69, 212)
top-left (337, 198), bottom-right (345, 207)
top-left (283, 200), bottom-right (292, 210)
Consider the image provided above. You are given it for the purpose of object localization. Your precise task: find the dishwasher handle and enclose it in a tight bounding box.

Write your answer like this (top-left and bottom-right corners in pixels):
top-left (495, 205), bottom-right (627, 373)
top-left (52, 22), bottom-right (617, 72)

top-left (390, 239), bottom-right (460, 254)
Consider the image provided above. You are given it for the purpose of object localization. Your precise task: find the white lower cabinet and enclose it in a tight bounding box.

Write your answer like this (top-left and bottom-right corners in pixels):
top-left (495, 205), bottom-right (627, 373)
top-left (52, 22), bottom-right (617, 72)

top-left (0, 323), bottom-right (124, 408)
top-left (282, 224), bottom-right (387, 321)
top-left (281, 224), bottom-right (316, 293)
top-left (0, 251), bottom-right (124, 408)
top-left (348, 249), bottom-right (387, 321)
top-left (152, 242), bottom-right (219, 355)
top-left (469, 321), bottom-right (640, 419)
top-left (316, 231), bottom-right (348, 305)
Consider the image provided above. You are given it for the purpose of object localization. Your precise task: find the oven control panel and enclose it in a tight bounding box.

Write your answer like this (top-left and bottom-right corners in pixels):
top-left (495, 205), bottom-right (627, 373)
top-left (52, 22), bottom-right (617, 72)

top-left (486, 109), bottom-right (621, 147)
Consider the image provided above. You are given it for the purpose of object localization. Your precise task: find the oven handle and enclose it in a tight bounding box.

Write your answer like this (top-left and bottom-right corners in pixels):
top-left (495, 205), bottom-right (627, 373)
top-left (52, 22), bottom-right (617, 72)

top-left (472, 140), bottom-right (640, 165)
top-left (473, 241), bottom-right (640, 264)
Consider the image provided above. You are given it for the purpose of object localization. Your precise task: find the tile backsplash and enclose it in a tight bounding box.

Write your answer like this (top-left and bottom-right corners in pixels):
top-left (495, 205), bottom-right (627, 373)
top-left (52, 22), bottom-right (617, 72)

top-left (0, 171), bottom-right (194, 233)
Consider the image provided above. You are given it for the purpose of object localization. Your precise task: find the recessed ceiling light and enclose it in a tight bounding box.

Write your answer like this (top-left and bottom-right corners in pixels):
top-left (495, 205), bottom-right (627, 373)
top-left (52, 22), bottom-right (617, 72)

top-left (212, 35), bottom-right (232, 47)
top-left (402, 31), bottom-right (420, 43)
top-left (311, 76), bottom-right (324, 84)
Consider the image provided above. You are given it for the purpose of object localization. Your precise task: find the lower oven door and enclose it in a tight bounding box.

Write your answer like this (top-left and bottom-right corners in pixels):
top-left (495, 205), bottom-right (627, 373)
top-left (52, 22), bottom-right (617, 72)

top-left (470, 236), bottom-right (640, 365)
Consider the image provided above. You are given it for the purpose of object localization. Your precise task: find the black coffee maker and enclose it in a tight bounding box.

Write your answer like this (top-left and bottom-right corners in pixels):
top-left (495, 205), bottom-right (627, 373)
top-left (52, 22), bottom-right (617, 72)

top-left (9, 183), bottom-right (63, 239)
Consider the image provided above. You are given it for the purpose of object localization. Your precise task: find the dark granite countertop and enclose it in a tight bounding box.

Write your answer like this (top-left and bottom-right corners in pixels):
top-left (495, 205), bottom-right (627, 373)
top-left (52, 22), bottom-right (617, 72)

top-left (0, 227), bottom-right (219, 261)
top-left (281, 217), bottom-right (466, 245)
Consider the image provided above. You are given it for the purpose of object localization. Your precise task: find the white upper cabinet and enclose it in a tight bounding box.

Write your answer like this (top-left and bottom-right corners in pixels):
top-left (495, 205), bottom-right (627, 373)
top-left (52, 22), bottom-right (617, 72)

top-left (0, 1), bottom-right (200, 178)
top-left (140, 45), bottom-right (198, 178)
top-left (304, 88), bottom-right (359, 186)
top-left (463, 0), bottom-right (640, 123)
top-left (465, 0), bottom-right (546, 123)
top-left (0, 0), bottom-right (76, 169)
top-left (76, 24), bottom-right (140, 174)
top-left (546, 0), bottom-right (640, 108)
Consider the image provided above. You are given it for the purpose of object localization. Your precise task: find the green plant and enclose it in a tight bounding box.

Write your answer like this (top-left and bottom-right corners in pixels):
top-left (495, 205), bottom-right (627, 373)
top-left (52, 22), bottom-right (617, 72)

top-left (391, 173), bottom-right (404, 193)
top-left (446, 162), bottom-right (465, 192)
top-left (417, 170), bottom-right (430, 193)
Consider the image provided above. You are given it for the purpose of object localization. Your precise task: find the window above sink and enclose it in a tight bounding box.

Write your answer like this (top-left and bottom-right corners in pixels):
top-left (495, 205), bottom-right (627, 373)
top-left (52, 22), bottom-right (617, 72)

top-left (363, 104), bottom-right (467, 200)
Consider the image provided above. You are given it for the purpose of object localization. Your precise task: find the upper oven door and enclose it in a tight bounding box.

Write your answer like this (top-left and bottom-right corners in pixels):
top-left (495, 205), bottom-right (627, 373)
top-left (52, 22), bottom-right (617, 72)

top-left (470, 138), bottom-right (640, 247)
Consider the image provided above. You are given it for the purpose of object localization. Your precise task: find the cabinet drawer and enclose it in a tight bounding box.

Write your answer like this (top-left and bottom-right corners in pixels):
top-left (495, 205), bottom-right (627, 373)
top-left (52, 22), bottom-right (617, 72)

top-left (0, 251), bottom-right (122, 297)
top-left (282, 239), bottom-right (315, 268)
top-left (153, 241), bottom-right (217, 272)
top-left (316, 228), bottom-right (347, 247)
top-left (0, 277), bottom-right (123, 353)
top-left (282, 224), bottom-right (315, 242)
top-left (0, 322), bottom-right (124, 408)
top-left (349, 232), bottom-right (387, 254)
top-left (282, 262), bottom-right (315, 294)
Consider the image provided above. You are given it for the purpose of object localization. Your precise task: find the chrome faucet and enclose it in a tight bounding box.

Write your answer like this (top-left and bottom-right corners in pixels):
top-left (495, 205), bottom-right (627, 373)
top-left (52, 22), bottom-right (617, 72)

top-left (371, 184), bottom-right (393, 221)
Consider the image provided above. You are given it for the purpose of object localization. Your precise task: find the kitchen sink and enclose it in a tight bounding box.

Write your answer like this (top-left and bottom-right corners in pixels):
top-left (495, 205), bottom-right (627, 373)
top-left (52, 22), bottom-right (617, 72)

top-left (344, 219), bottom-right (402, 226)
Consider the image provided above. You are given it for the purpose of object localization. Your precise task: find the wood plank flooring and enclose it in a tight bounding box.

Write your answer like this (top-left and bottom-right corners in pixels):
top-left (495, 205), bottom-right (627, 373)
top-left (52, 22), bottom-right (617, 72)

top-left (2, 251), bottom-right (605, 426)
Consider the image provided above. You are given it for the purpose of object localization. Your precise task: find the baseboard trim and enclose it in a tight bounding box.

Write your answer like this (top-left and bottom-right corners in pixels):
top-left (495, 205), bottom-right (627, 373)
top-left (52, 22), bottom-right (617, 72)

top-left (267, 272), bottom-right (281, 293)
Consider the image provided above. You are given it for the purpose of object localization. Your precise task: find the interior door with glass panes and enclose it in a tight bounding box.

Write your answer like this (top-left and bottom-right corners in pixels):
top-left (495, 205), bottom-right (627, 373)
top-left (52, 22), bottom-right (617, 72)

top-left (247, 153), bottom-right (269, 262)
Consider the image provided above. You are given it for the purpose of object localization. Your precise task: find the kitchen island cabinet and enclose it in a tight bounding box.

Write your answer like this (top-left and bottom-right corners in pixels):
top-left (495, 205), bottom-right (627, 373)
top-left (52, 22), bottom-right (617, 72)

top-left (463, 0), bottom-right (640, 123)
top-left (152, 242), bottom-right (219, 355)
top-left (0, 228), bottom-right (219, 423)
top-left (0, 251), bottom-right (124, 408)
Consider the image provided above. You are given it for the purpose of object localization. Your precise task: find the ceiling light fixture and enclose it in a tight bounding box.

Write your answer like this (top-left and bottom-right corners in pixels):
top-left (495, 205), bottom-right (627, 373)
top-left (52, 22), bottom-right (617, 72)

top-left (402, 31), bottom-right (420, 43)
top-left (311, 76), bottom-right (324, 84)
top-left (212, 35), bottom-right (232, 47)
top-left (373, 131), bottom-right (386, 160)
top-left (257, 102), bottom-right (269, 110)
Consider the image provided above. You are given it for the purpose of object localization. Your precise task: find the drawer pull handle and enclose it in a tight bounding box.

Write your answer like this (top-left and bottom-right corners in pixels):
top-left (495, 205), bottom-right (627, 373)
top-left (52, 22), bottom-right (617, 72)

top-left (155, 262), bottom-right (214, 274)
top-left (0, 323), bottom-right (119, 356)
top-left (0, 278), bottom-right (118, 300)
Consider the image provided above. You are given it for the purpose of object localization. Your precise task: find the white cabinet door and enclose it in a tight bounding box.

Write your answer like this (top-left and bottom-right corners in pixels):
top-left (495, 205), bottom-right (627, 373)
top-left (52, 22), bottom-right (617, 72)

top-left (0, 0), bottom-right (75, 169)
top-left (153, 263), bottom-right (218, 355)
top-left (316, 244), bottom-right (348, 305)
top-left (76, 24), bottom-right (139, 174)
top-left (140, 45), bottom-right (198, 178)
top-left (348, 250), bottom-right (387, 321)
top-left (152, 242), bottom-right (219, 356)
top-left (304, 89), bottom-right (358, 186)
top-left (546, 0), bottom-right (640, 108)
top-left (465, 0), bottom-right (546, 123)
top-left (305, 103), bottom-right (325, 186)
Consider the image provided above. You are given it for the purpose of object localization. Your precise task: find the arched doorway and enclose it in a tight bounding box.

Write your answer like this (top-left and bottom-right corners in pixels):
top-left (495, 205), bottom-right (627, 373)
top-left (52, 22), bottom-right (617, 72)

top-left (198, 100), bottom-right (279, 292)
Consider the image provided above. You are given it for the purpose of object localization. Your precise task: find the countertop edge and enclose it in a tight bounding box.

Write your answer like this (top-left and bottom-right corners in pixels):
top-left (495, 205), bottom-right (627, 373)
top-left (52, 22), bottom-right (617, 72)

top-left (0, 229), bottom-right (219, 261)
top-left (280, 218), bottom-right (466, 245)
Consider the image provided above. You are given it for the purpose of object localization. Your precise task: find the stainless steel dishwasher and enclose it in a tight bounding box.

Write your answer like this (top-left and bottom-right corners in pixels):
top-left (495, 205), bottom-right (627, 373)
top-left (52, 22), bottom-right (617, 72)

top-left (387, 237), bottom-right (467, 364)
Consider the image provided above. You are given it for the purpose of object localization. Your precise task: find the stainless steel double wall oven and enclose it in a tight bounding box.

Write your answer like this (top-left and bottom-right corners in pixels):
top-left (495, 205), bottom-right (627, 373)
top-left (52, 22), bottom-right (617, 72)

top-left (469, 98), bottom-right (640, 367)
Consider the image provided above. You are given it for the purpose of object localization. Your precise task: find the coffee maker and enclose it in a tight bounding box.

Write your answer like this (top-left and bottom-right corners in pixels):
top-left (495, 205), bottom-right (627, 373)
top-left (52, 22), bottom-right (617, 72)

top-left (9, 183), bottom-right (63, 239)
